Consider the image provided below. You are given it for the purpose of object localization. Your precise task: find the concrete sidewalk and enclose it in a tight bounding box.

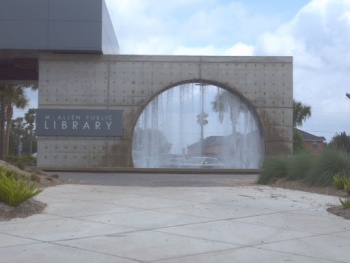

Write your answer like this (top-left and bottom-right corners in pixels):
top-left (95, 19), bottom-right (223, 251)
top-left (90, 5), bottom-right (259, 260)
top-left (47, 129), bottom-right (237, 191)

top-left (0, 184), bottom-right (349, 262)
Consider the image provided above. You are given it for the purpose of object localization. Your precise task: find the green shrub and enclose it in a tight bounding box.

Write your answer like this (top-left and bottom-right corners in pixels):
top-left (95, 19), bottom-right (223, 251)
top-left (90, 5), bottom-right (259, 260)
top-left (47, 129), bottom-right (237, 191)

top-left (333, 175), bottom-right (350, 191)
top-left (344, 182), bottom-right (350, 195)
top-left (329, 132), bottom-right (350, 154)
top-left (5, 169), bottom-right (21, 181)
top-left (5, 156), bottom-right (15, 163)
top-left (5, 155), bottom-right (36, 168)
top-left (29, 173), bottom-right (41, 183)
top-left (0, 169), bottom-right (43, 206)
top-left (257, 156), bottom-right (289, 184)
top-left (15, 161), bottom-right (25, 170)
top-left (339, 198), bottom-right (350, 208)
top-left (286, 151), bottom-right (314, 181)
top-left (293, 130), bottom-right (306, 154)
top-left (304, 149), bottom-right (350, 186)
top-left (333, 174), bottom-right (346, 190)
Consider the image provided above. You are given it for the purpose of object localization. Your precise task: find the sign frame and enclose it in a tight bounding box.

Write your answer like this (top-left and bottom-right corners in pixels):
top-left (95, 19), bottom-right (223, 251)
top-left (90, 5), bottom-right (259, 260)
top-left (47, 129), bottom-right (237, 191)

top-left (36, 109), bottom-right (123, 137)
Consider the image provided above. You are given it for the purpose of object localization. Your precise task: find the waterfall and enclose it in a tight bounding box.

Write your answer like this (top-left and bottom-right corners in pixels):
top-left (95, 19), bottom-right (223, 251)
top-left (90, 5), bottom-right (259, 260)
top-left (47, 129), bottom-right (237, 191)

top-left (132, 83), bottom-right (263, 169)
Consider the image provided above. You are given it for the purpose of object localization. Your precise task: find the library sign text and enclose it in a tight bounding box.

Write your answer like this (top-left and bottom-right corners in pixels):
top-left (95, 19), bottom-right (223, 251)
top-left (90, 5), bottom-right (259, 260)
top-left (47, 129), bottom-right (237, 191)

top-left (36, 109), bottom-right (123, 137)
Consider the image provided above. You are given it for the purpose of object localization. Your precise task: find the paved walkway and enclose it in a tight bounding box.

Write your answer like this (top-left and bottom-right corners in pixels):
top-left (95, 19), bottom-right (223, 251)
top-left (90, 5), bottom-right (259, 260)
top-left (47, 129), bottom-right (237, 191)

top-left (0, 184), bottom-right (349, 262)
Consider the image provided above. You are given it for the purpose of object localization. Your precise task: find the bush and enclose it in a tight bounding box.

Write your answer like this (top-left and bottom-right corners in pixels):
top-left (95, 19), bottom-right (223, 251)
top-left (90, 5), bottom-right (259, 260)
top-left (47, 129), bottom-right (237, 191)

top-left (286, 151), bottom-right (314, 181)
top-left (5, 155), bottom-right (37, 169)
top-left (0, 168), bottom-right (43, 206)
top-left (339, 198), bottom-right (350, 209)
top-left (304, 149), bottom-right (350, 186)
top-left (257, 156), bottom-right (289, 184)
top-left (29, 173), bottom-right (41, 183)
top-left (344, 182), bottom-right (350, 195)
top-left (15, 161), bottom-right (25, 170)
top-left (333, 174), bottom-right (346, 190)
top-left (293, 130), bottom-right (306, 154)
top-left (257, 149), bottom-right (350, 187)
top-left (329, 132), bottom-right (350, 154)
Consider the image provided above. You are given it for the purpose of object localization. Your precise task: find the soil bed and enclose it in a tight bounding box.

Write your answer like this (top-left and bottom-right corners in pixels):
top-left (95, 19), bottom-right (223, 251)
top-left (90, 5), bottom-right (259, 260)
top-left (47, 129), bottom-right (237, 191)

top-left (0, 161), bottom-right (67, 221)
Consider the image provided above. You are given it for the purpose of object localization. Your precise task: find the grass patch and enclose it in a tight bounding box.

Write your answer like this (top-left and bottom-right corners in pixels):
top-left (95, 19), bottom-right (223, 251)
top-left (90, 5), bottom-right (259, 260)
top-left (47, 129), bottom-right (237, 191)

top-left (339, 198), bottom-right (350, 209)
top-left (0, 168), bottom-right (43, 206)
top-left (333, 175), bottom-right (346, 189)
top-left (304, 150), bottom-right (350, 186)
top-left (258, 149), bottom-right (350, 187)
top-left (344, 182), bottom-right (350, 195)
top-left (257, 156), bottom-right (289, 184)
top-left (286, 151), bottom-right (314, 181)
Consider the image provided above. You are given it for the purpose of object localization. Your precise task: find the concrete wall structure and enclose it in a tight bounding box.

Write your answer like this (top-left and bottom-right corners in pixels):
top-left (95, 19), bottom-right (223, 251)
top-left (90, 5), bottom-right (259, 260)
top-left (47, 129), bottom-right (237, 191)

top-left (37, 54), bottom-right (293, 168)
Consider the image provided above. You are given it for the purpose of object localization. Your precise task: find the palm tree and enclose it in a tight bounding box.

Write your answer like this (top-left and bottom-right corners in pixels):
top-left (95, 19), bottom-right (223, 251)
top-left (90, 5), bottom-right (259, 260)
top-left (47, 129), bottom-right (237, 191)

top-left (293, 100), bottom-right (312, 127)
top-left (0, 84), bottom-right (29, 159)
top-left (211, 90), bottom-right (244, 132)
top-left (24, 108), bottom-right (36, 155)
top-left (293, 100), bottom-right (312, 153)
top-left (10, 117), bottom-right (24, 156)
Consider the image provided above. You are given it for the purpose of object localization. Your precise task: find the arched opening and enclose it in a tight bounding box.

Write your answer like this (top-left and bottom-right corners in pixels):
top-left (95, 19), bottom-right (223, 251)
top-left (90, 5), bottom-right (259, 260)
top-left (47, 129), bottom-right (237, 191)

top-left (132, 82), bottom-right (264, 169)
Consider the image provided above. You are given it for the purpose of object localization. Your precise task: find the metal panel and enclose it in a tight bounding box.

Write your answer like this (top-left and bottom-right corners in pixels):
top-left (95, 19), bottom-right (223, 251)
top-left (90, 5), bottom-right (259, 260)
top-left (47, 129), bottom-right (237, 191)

top-left (49, 0), bottom-right (102, 21)
top-left (0, 0), bottom-right (48, 20)
top-left (0, 0), bottom-right (118, 55)
top-left (48, 21), bottom-right (102, 50)
top-left (0, 21), bottom-right (48, 49)
top-left (102, 0), bottom-right (119, 54)
top-left (36, 109), bottom-right (123, 137)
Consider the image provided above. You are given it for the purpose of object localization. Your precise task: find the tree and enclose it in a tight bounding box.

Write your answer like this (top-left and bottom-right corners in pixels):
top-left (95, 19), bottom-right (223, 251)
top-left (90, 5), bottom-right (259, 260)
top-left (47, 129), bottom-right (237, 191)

top-left (293, 131), bottom-right (306, 154)
top-left (328, 132), bottom-right (350, 153)
top-left (293, 99), bottom-right (312, 128)
top-left (211, 90), bottom-right (246, 133)
top-left (24, 108), bottom-right (36, 155)
top-left (293, 100), bottom-right (312, 153)
top-left (9, 117), bottom-right (25, 156)
top-left (9, 114), bottom-right (37, 157)
top-left (0, 84), bottom-right (29, 159)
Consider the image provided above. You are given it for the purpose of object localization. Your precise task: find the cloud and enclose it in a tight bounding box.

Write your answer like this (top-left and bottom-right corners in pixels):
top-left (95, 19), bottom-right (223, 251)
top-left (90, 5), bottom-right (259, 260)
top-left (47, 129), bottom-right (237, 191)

top-left (105, 0), bottom-right (282, 55)
top-left (224, 43), bottom-right (255, 56)
top-left (252, 0), bottom-right (350, 140)
top-left (256, 0), bottom-right (350, 69)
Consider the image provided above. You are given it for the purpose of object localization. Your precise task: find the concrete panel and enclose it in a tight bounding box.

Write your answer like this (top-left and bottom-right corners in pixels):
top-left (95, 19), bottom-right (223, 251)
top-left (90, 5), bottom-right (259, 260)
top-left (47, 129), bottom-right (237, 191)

top-left (265, 141), bottom-right (293, 155)
top-left (38, 57), bottom-right (109, 106)
top-left (37, 54), bottom-right (293, 168)
top-left (37, 138), bottom-right (109, 167)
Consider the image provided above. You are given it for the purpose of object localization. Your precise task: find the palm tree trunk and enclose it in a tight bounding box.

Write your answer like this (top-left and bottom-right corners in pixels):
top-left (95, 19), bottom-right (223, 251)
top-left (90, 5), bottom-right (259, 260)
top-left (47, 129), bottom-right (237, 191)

top-left (0, 97), bottom-right (6, 159)
top-left (3, 104), bottom-right (14, 158)
top-left (29, 130), bottom-right (33, 155)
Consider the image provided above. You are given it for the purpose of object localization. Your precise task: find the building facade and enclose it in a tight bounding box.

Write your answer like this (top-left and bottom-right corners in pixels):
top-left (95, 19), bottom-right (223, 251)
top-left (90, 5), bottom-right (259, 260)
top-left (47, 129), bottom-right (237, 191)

top-left (0, 0), bottom-right (294, 169)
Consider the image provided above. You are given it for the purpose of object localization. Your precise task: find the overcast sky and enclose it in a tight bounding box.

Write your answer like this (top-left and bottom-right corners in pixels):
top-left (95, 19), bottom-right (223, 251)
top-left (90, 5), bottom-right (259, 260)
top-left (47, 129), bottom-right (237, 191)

top-left (105, 0), bottom-right (350, 142)
top-left (19, 0), bottom-right (350, 142)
